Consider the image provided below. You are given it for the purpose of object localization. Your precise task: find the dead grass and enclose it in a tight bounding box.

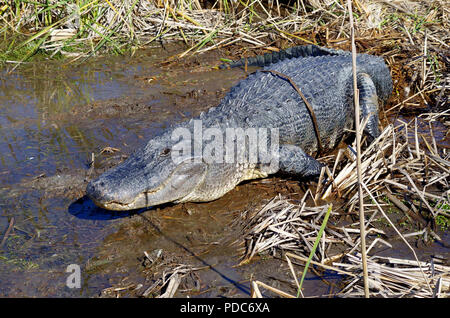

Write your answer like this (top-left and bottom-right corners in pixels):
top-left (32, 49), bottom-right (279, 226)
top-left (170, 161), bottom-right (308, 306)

top-left (2, 1), bottom-right (447, 110)
top-left (101, 248), bottom-right (208, 298)
top-left (239, 109), bottom-right (449, 298)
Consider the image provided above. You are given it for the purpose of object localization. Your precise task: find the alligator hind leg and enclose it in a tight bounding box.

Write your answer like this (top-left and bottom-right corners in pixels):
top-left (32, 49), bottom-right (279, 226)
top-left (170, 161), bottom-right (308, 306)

top-left (277, 144), bottom-right (323, 178)
top-left (358, 73), bottom-right (381, 141)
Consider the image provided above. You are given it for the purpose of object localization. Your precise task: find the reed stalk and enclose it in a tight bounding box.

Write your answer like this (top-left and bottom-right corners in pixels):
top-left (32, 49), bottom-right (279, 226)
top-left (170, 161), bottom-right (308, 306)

top-left (346, 0), bottom-right (369, 298)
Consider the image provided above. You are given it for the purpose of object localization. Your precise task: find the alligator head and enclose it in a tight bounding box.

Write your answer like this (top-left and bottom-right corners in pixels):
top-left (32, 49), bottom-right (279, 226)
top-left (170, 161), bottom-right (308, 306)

top-left (86, 133), bottom-right (209, 211)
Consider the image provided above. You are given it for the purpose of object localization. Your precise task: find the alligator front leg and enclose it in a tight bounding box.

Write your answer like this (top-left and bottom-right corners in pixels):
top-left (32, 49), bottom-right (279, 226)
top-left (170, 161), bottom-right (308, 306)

top-left (277, 144), bottom-right (323, 178)
top-left (358, 73), bottom-right (381, 141)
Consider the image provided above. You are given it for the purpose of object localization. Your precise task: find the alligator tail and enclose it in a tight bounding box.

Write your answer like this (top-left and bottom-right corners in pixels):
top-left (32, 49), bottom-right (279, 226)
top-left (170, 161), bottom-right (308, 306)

top-left (219, 45), bottom-right (345, 69)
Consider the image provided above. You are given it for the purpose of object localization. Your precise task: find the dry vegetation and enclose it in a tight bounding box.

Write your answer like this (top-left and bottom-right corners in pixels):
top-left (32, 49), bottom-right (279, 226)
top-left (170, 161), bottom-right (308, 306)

top-left (1, 0), bottom-right (448, 109)
top-left (233, 106), bottom-right (449, 298)
top-left (243, 120), bottom-right (449, 296)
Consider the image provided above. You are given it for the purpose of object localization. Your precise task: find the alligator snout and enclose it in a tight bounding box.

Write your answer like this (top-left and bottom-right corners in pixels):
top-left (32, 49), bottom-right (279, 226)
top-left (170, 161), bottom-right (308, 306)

top-left (86, 179), bottom-right (112, 205)
top-left (86, 176), bottom-right (140, 210)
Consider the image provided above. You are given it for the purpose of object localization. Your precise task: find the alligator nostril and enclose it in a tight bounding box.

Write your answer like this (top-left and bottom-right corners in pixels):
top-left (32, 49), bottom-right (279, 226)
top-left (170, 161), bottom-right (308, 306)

top-left (87, 181), bottom-right (101, 196)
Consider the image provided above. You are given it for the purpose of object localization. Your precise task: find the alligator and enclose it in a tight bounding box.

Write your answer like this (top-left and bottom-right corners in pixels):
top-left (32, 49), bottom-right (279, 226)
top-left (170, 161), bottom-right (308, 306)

top-left (86, 45), bottom-right (393, 211)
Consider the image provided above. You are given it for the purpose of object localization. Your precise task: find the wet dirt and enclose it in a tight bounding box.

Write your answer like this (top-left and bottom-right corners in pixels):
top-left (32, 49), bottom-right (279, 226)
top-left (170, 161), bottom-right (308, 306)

top-left (0, 43), bottom-right (448, 297)
top-left (87, 177), bottom-right (340, 298)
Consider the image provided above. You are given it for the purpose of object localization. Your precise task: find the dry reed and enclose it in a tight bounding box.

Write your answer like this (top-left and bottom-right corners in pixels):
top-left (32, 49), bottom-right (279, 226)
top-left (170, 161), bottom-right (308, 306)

top-left (242, 110), bottom-right (448, 298)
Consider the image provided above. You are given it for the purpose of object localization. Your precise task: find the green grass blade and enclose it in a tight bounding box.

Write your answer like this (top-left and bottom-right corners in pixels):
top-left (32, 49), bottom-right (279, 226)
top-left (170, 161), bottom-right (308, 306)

top-left (296, 203), bottom-right (333, 297)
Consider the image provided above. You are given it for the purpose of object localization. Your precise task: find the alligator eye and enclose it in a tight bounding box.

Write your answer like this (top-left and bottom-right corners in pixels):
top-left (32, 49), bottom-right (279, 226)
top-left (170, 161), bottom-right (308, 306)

top-left (160, 148), bottom-right (171, 157)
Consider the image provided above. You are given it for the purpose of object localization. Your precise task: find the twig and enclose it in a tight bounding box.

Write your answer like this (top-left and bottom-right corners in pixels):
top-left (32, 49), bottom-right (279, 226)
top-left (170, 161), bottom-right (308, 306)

top-left (253, 280), bottom-right (296, 298)
top-left (361, 182), bottom-right (433, 294)
top-left (0, 217), bottom-right (15, 248)
top-left (286, 252), bottom-right (357, 278)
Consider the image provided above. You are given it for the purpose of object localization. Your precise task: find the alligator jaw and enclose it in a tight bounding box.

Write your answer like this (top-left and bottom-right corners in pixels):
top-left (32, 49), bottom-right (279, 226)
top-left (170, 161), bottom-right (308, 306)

top-left (88, 191), bottom-right (158, 211)
top-left (89, 198), bottom-right (138, 211)
top-left (88, 187), bottom-right (171, 211)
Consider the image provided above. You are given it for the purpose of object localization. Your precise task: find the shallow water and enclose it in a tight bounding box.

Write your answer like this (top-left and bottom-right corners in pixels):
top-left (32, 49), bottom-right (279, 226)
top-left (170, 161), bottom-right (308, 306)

top-left (0, 59), bottom-right (141, 296)
top-left (0, 46), bottom-right (232, 296)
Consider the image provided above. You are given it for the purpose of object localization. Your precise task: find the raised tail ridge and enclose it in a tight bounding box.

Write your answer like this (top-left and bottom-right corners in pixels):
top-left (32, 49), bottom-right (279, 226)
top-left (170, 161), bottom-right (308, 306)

top-left (219, 45), bottom-right (346, 69)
